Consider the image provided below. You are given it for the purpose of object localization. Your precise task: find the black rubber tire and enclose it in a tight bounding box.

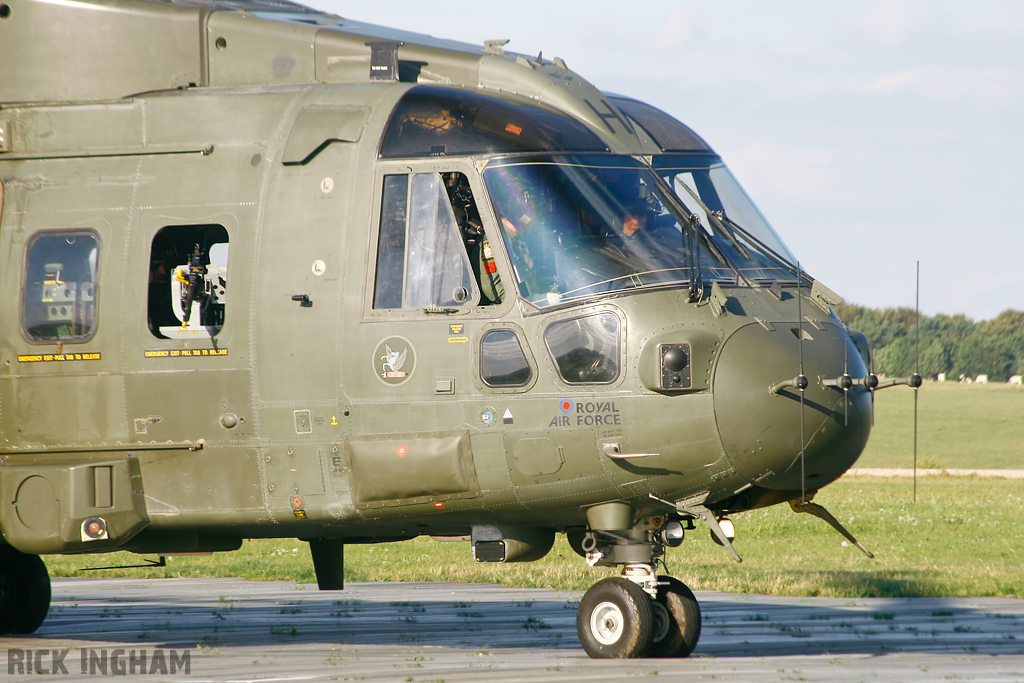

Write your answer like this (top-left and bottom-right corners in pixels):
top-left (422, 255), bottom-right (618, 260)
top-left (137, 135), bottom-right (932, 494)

top-left (0, 545), bottom-right (51, 635)
top-left (576, 576), bottom-right (653, 659)
top-left (647, 575), bottom-right (701, 658)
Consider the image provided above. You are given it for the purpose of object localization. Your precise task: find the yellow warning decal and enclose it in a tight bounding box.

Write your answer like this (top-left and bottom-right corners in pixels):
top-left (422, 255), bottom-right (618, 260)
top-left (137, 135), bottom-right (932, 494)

top-left (19, 353), bottom-right (102, 363)
top-left (145, 349), bottom-right (228, 359)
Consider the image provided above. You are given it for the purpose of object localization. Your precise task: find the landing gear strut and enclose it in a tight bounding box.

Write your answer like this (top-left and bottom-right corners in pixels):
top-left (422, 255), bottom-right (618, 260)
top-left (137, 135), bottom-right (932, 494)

top-left (0, 545), bottom-right (51, 635)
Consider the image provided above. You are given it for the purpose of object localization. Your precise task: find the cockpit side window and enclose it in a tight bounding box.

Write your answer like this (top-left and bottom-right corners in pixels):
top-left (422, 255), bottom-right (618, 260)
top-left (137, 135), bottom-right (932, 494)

top-left (22, 230), bottom-right (99, 342)
top-left (373, 172), bottom-right (482, 309)
top-left (148, 224), bottom-right (229, 339)
top-left (374, 175), bottom-right (409, 309)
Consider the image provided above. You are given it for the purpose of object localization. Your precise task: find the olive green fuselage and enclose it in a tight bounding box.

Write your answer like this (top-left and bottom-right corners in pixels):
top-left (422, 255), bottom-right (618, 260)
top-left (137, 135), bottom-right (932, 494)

top-left (0, 0), bottom-right (871, 559)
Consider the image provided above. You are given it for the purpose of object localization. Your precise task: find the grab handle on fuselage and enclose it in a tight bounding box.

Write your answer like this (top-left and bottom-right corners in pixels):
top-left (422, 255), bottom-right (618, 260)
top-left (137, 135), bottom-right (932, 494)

top-left (601, 443), bottom-right (659, 459)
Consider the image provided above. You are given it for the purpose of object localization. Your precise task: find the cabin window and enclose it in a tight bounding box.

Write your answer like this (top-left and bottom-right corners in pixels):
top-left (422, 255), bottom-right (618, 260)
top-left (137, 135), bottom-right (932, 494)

top-left (480, 329), bottom-right (532, 387)
top-left (147, 224), bottom-right (229, 339)
top-left (22, 230), bottom-right (99, 342)
top-left (544, 312), bottom-right (620, 385)
top-left (373, 172), bottom-right (494, 309)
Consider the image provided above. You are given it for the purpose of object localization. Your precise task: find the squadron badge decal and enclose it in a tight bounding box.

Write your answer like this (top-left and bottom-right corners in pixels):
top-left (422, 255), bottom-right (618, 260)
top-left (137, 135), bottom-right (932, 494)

top-left (374, 337), bottom-right (415, 385)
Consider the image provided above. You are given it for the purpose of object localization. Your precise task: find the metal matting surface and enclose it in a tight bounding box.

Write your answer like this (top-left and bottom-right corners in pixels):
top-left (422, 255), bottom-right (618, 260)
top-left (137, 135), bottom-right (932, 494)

top-left (3, 577), bottom-right (1023, 681)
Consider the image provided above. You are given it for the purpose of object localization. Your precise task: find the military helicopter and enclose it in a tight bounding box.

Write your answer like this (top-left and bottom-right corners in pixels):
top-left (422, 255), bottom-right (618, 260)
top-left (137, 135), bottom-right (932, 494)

top-left (0, 0), bottom-right (921, 658)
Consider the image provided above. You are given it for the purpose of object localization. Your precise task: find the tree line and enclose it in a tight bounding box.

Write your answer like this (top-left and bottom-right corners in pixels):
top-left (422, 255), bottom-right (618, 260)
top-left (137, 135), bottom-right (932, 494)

top-left (834, 304), bottom-right (1024, 382)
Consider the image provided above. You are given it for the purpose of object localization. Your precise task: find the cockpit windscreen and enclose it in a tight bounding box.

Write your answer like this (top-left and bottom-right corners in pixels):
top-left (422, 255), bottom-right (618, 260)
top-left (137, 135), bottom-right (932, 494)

top-left (654, 154), bottom-right (800, 284)
top-left (484, 156), bottom-right (725, 308)
top-left (610, 95), bottom-right (802, 284)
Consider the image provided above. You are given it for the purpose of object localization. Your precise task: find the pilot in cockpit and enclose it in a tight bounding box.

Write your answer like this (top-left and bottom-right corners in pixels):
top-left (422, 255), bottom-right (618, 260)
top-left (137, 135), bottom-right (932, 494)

top-left (620, 201), bottom-right (649, 239)
top-left (602, 187), bottom-right (685, 278)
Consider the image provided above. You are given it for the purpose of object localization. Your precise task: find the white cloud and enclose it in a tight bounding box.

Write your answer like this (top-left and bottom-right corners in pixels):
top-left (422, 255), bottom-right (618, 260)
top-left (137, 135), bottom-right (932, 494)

top-left (866, 66), bottom-right (1023, 108)
top-left (656, 10), bottom-right (703, 48)
top-left (849, 0), bottom-right (932, 49)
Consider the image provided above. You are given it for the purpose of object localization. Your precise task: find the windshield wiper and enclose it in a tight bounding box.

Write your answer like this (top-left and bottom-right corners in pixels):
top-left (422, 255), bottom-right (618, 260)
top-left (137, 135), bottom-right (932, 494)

top-left (669, 178), bottom-right (755, 264)
top-left (707, 210), bottom-right (754, 261)
top-left (712, 211), bottom-right (802, 281)
top-left (660, 171), bottom-right (803, 285)
top-left (647, 174), bottom-right (718, 298)
top-left (648, 169), bottom-right (745, 291)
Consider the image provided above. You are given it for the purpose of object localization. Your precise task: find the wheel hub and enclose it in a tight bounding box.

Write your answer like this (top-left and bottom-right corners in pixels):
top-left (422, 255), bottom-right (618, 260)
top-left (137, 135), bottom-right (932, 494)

top-left (590, 601), bottom-right (625, 645)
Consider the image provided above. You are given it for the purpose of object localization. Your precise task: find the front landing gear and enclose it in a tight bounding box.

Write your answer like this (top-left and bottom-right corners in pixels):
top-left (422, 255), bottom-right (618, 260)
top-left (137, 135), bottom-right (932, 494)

top-left (576, 572), bottom-right (702, 659)
top-left (573, 503), bottom-right (704, 659)
top-left (0, 545), bottom-right (51, 635)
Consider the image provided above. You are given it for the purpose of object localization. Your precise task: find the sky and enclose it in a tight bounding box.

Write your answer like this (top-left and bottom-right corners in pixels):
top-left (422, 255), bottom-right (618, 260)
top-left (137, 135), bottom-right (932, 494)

top-left (317, 0), bottom-right (1024, 321)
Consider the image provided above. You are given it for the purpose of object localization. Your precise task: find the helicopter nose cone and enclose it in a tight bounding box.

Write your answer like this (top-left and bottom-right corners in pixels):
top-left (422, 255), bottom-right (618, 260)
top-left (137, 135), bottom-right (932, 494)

top-left (713, 320), bottom-right (871, 491)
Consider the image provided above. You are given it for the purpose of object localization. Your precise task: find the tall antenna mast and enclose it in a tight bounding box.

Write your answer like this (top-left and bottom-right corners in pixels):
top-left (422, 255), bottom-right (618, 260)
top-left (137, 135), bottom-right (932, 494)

top-left (797, 263), bottom-right (807, 504)
top-left (913, 261), bottom-right (920, 502)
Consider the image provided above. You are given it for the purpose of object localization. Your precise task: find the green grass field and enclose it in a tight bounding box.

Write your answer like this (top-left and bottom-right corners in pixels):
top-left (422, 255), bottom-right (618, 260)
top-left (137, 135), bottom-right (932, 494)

top-left (44, 383), bottom-right (1023, 599)
top-left (857, 381), bottom-right (1024, 470)
top-left (46, 477), bottom-right (1022, 599)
